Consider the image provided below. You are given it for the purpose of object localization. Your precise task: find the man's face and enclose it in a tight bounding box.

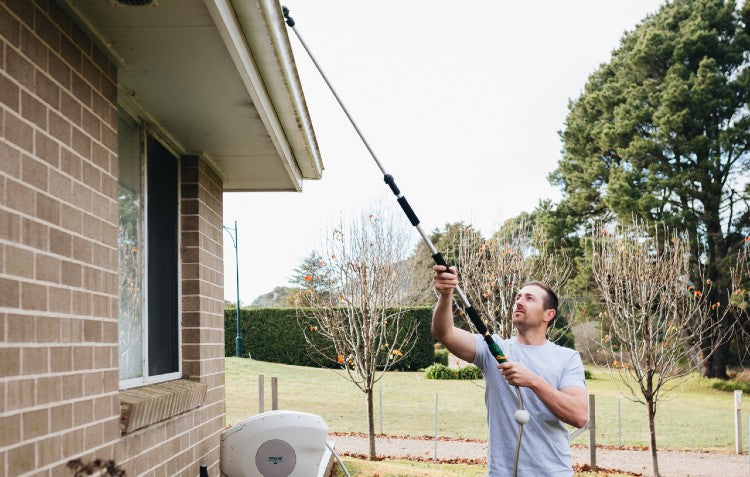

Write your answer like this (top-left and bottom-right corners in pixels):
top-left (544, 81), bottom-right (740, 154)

top-left (512, 284), bottom-right (554, 330)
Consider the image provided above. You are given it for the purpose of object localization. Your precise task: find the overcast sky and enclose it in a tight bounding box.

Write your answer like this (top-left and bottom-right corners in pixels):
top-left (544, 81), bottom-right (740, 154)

top-left (222, 0), bottom-right (667, 304)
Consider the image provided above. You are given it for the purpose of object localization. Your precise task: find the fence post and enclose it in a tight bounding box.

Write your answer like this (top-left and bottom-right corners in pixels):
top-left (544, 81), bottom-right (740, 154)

top-left (379, 385), bottom-right (383, 435)
top-left (734, 390), bottom-right (742, 454)
top-left (258, 375), bottom-right (264, 413)
top-left (589, 394), bottom-right (596, 471)
top-left (434, 393), bottom-right (439, 462)
top-left (271, 377), bottom-right (278, 411)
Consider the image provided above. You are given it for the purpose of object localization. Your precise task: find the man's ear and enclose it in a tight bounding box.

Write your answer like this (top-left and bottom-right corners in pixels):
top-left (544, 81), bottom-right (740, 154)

top-left (543, 308), bottom-right (556, 324)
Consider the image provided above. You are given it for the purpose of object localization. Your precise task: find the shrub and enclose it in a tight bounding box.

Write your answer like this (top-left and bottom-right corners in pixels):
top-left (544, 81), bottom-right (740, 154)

top-left (584, 369), bottom-right (593, 380)
top-left (225, 307), bottom-right (436, 371)
top-left (424, 363), bottom-right (483, 380)
top-left (434, 349), bottom-right (449, 366)
top-left (708, 378), bottom-right (750, 393)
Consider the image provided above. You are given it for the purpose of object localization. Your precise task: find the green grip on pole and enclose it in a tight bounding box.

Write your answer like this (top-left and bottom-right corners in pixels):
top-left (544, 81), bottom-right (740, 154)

top-left (488, 340), bottom-right (508, 363)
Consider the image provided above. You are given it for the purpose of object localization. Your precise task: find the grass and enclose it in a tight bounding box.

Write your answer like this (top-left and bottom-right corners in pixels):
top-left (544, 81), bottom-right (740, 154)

top-left (225, 357), bottom-right (743, 450)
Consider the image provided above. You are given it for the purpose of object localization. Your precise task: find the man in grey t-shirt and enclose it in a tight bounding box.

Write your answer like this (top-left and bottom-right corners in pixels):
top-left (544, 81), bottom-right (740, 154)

top-left (432, 266), bottom-right (588, 476)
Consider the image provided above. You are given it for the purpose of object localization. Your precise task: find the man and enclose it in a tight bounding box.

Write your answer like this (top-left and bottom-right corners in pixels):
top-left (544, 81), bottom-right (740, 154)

top-left (432, 265), bottom-right (588, 476)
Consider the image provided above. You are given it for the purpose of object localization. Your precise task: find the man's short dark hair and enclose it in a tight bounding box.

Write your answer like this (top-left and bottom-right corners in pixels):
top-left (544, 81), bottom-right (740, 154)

top-left (523, 281), bottom-right (558, 324)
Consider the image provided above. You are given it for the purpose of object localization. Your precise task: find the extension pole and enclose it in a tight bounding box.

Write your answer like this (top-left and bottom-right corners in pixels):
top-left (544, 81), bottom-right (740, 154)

top-left (282, 8), bottom-right (527, 475)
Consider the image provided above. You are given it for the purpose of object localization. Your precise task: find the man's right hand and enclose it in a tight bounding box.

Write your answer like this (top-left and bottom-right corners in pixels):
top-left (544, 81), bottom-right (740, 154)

top-left (433, 265), bottom-right (458, 297)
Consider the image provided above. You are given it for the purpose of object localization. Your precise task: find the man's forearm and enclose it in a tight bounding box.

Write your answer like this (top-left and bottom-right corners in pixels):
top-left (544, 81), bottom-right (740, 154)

top-left (529, 377), bottom-right (588, 428)
top-left (431, 293), bottom-right (454, 339)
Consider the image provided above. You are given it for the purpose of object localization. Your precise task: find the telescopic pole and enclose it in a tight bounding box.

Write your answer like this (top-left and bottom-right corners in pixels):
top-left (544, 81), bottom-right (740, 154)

top-left (282, 8), bottom-right (528, 475)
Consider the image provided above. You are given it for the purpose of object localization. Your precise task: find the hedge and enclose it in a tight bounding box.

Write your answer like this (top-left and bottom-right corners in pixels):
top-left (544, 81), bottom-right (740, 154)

top-left (224, 307), bottom-right (436, 371)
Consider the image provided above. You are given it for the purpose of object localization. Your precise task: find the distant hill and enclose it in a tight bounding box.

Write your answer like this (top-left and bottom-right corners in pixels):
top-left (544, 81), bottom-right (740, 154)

top-left (250, 286), bottom-right (300, 307)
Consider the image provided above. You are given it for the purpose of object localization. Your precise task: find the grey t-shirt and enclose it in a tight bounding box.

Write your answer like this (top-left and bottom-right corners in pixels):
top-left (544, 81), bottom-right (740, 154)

top-left (473, 334), bottom-right (586, 476)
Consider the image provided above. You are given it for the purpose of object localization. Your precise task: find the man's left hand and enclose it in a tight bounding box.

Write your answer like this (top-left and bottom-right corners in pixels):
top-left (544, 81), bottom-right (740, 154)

top-left (498, 361), bottom-right (539, 388)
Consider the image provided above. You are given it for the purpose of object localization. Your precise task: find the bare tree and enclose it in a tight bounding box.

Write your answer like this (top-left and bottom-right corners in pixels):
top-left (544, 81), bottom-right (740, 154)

top-left (590, 221), bottom-right (729, 477)
top-left (730, 241), bottom-right (750, 364)
top-left (297, 208), bottom-right (418, 460)
top-left (456, 219), bottom-right (572, 338)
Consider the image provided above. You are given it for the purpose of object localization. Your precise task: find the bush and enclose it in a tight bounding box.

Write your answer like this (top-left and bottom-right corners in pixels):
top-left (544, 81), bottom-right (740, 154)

top-left (434, 349), bottom-right (449, 366)
top-left (225, 307), bottom-right (436, 371)
top-left (708, 378), bottom-right (750, 393)
top-left (584, 368), bottom-right (593, 380)
top-left (424, 363), bottom-right (483, 380)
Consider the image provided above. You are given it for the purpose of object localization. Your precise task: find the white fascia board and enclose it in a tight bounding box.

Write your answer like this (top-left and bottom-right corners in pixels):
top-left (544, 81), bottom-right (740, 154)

top-left (254, 0), bottom-right (324, 180)
top-left (204, 0), bottom-right (304, 191)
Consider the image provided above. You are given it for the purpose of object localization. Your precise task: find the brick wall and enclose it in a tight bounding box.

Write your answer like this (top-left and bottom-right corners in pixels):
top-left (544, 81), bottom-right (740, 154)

top-left (1, 2), bottom-right (226, 476)
top-left (0, 0), bottom-right (121, 474)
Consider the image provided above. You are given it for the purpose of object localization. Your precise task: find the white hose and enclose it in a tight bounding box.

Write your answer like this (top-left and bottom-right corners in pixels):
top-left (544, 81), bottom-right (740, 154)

top-left (325, 441), bottom-right (351, 477)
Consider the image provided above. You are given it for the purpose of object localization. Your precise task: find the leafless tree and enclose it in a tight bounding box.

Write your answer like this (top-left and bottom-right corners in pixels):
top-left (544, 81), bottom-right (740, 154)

top-left (296, 207), bottom-right (418, 460)
top-left (455, 220), bottom-right (572, 338)
top-left (729, 241), bottom-right (750, 364)
top-left (590, 220), bottom-right (730, 477)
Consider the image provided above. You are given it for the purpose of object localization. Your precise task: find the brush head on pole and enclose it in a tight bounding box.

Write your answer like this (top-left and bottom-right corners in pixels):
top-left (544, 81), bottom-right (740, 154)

top-left (282, 6), bottom-right (295, 27)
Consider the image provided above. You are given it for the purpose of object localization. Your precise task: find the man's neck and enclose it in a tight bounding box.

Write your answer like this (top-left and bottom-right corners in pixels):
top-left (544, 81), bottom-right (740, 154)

top-left (515, 329), bottom-right (548, 346)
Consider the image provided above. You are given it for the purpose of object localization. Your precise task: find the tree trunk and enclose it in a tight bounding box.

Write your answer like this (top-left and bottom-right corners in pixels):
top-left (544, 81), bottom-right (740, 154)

top-left (366, 387), bottom-right (376, 460)
top-left (647, 397), bottom-right (661, 477)
top-left (708, 336), bottom-right (730, 379)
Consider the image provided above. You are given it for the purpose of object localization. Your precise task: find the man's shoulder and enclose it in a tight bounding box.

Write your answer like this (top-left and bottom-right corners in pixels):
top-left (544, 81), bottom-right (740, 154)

top-left (546, 341), bottom-right (580, 359)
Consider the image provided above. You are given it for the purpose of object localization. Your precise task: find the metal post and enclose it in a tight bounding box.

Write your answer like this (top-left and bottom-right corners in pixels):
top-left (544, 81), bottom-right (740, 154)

top-left (223, 221), bottom-right (242, 357)
top-left (271, 377), bottom-right (278, 411)
top-left (258, 375), bottom-right (265, 413)
top-left (618, 398), bottom-right (622, 447)
top-left (434, 393), bottom-right (439, 462)
top-left (233, 221), bottom-right (242, 357)
top-left (589, 394), bottom-right (596, 471)
top-left (379, 385), bottom-right (383, 435)
top-left (734, 390), bottom-right (742, 454)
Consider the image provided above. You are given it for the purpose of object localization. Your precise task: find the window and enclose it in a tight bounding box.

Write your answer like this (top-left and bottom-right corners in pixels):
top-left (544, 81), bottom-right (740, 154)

top-left (117, 112), bottom-right (181, 388)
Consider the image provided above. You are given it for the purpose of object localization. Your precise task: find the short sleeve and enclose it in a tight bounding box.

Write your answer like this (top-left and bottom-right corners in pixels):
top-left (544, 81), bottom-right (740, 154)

top-left (558, 351), bottom-right (586, 389)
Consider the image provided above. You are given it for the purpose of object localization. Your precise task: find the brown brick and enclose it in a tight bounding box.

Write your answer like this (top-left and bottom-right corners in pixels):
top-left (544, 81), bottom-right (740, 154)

top-left (35, 315), bottom-right (60, 342)
top-left (8, 441), bottom-right (35, 475)
top-left (48, 286), bottom-right (71, 314)
top-left (48, 169), bottom-right (72, 202)
top-left (73, 398), bottom-right (93, 426)
top-left (6, 377), bottom-right (36, 411)
top-left (81, 58), bottom-right (100, 98)
top-left (22, 408), bottom-right (49, 439)
top-left (20, 24), bottom-right (48, 69)
top-left (21, 154), bottom-right (49, 191)
top-left (49, 403), bottom-right (72, 432)
top-left (72, 236), bottom-right (92, 263)
top-left (22, 346), bottom-right (48, 374)
top-left (60, 260), bottom-right (81, 287)
top-left (21, 281), bottom-right (48, 311)
top-left (48, 109), bottom-right (71, 145)
top-left (35, 70), bottom-right (60, 108)
top-left (37, 435), bottom-right (62, 467)
top-left (101, 124), bottom-right (116, 152)
top-left (21, 217), bottom-right (49, 250)
top-left (0, 141), bottom-right (22, 179)
top-left (48, 51), bottom-right (71, 89)
top-left (6, 177), bottom-right (37, 216)
top-left (5, 244), bottom-right (34, 278)
top-left (0, 278), bottom-right (20, 308)
top-left (83, 319), bottom-right (101, 342)
top-left (49, 346), bottom-right (72, 373)
top-left (0, 347), bottom-right (21, 376)
top-left (61, 373), bottom-right (82, 400)
top-left (0, 3), bottom-right (21, 46)
top-left (71, 126), bottom-right (91, 158)
top-left (6, 46), bottom-right (34, 86)
top-left (34, 4), bottom-right (59, 49)
top-left (0, 414), bottom-right (21, 447)
top-left (0, 72), bottom-right (20, 112)
top-left (84, 421), bottom-right (103, 449)
top-left (35, 253), bottom-right (59, 282)
top-left (71, 72), bottom-right (91, 106)
top-left (60, 148), bottom-right (81, 179)
top-left (63, 428), bottom-right (84, 456)
top-left (73, 345), bottom-right (93, 370)
top-left (60, 203), bottom-right (82, 233)
top-left (36, 192), bottom-right (61, 226)
top-left (4, 112), bottom-right (35, 153)
top-left (21, 90), bottom-right (48, 130)
top-left (36, 375), bottom-right (62, 405)
top-left (81, 160), bottom-right (100, 189)
top-left (83, 371), bottom-right (103, 396)
top-left (35, 130), bottom-right (60, 167)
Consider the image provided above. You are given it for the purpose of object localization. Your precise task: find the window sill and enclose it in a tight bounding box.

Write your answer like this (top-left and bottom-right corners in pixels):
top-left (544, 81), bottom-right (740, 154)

top-left (120, 379), bottom-right (207, 434)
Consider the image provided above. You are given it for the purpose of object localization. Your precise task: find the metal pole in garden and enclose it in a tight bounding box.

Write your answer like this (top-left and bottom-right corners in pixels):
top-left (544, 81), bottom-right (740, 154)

top-left (434, 393), bottom-right (439, 462)
top-left (618, 398), bottom-right (622, 446)
top-left (735, 390), bottom-right (742, 454)
top-left (223, 221), bottom-right (242, 357)
top-left (379, 385), bottom-right (383, 435)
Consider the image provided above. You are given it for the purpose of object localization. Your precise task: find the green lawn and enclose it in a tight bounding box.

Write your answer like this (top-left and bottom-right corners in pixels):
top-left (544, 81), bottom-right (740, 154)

top-left (225, 357), bottom-right (742, 450)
